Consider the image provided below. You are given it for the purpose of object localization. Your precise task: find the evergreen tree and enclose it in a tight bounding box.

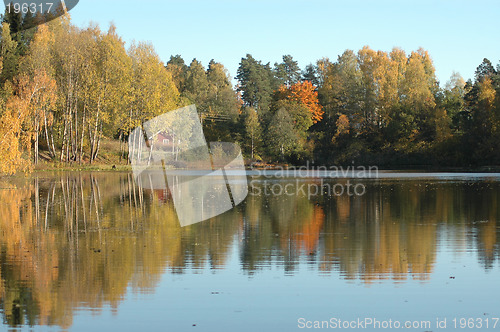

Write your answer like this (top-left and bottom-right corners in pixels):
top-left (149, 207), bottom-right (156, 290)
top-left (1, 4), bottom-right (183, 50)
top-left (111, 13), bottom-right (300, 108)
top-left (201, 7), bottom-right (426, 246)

top-left (443, 72), bottom-right (466, 128)
top-left (166, 54), bottom-right (188, 92)
top-left (2, 5), bottom-right (22, 35)
top-left (184, 58), bottom-right (209, 111)
top-left (21, 11), bottom-right (36, 31)
top-left (0, 22), bottom-right (18, 84)
top-left (475, 58), bottom-right (496, 82)
top-left (205, 60), bottom-right (240, 141)
top-left (236, 54), bottom-right (274, 113)
top-left (274, 54), bottom-right (301, 87)
top-left (302, 63), bottom-right (318, 86)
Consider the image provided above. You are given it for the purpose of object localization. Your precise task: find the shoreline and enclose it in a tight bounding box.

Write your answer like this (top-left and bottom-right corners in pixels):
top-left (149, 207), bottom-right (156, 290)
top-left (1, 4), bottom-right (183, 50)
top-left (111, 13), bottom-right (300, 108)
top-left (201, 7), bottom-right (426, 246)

top-left (28, 163), bottom-right (500, 174)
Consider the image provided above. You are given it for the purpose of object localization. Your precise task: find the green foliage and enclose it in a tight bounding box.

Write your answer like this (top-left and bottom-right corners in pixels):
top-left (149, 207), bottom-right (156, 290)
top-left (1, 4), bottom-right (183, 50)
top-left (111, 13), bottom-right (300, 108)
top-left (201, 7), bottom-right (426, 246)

top-left (0, 22), bottom-right (18, 83)
top-left (165, 54), bottom-right (188, 92)
top-left (302, 63), bottom-right (318, 86)
top-left (443, 72), bottom-right (466, 128)
top-left (272, 99), bottom-right (312, 138)
top-left (242, 107), bottom-right (262, 160)
top-left (236, 54), bottom-right (275, 112)
top-left (266, 109), bottom-right (300, 161)
top-left (204, 60), bottom-right (240, 141)
top-left (274, 55), bottom-right (301, 87)
top-left (184, 58), bottom-right (209, 108)
top-left (167, 57), bottom-right (241, 143)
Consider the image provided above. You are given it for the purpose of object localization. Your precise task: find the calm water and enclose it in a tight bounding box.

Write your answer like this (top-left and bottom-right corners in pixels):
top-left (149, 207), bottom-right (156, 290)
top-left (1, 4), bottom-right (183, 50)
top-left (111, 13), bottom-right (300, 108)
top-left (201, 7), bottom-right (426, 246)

top-left (0, 172), bottom-right (499, 331)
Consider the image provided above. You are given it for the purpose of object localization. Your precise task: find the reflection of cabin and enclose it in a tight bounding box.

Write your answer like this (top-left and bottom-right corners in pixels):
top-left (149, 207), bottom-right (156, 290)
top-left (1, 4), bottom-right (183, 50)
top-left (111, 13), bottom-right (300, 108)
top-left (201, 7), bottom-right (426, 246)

top-left (148, 130), bottom-right (176, 152)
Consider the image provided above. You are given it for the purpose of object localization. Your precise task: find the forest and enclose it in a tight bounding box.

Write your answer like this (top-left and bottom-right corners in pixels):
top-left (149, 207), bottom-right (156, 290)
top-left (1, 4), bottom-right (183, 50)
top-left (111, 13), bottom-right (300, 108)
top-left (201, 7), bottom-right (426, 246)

top-left (0, 11), bottom-right (499, 175)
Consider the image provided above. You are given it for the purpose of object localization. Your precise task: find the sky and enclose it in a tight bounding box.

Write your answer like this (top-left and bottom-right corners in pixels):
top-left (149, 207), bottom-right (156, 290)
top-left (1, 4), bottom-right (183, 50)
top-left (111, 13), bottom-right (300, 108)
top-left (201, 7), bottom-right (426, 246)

top-left (69, 0), bottom-right (500, 86)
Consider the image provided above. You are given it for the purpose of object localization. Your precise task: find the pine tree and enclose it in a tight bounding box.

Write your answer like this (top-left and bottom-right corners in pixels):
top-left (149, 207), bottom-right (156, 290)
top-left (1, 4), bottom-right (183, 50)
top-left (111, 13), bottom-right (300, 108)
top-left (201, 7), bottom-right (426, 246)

top-left (0, 22), bottom-right (18, 83)
top-left (475, 58), bottom-right (496, 82)
top-left (2, 5), bottom-right (22, 35)
top-left (166, 54), bottom-right (188, 92)
top-left (184, 58), bottom-right (209, 111)
top-left (302, 64), bottom-right (318, 86)
top-left (274, 55), bottom-right (301, 87)
top-left (236, 54), bottom-right (274, 113)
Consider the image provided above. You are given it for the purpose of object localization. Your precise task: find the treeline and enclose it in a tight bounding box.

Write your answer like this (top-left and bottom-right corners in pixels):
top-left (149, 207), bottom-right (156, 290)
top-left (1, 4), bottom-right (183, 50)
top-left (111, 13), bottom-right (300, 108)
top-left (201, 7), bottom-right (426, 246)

top-left (0, 13), bottom-right (499, 174)
top-left (168, 49), bottom-right (500, 168)
top-left (230, 50), bottom-right (500, 167)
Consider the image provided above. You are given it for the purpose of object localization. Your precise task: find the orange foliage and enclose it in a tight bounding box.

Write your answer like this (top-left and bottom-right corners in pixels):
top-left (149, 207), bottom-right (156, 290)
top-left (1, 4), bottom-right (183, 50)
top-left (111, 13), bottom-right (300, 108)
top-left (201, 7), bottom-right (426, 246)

top-left (278, 80), bottom-right (324, 123)
top-left (0, 86), bottom-right (32, 174)
top-left (295, 205), bottom-right (325, 254)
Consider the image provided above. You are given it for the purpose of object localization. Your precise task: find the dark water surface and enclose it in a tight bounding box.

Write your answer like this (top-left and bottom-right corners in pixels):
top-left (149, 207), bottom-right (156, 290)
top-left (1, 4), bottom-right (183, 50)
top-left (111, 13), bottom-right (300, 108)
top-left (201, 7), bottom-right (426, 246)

top-left (0, 172), bottom-right (499, 331)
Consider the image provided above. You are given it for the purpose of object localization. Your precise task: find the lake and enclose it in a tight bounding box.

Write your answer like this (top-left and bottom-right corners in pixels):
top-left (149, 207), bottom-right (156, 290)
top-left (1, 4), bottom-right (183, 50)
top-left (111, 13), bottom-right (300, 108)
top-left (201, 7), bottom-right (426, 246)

top-left (0, 172), bottom-right (499, 331)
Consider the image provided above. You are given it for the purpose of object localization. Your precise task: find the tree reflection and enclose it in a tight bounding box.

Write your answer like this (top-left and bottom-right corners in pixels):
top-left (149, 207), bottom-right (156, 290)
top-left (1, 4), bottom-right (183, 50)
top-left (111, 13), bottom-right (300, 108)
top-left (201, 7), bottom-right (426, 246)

top-left (0, 175), bottom-right (498, 328)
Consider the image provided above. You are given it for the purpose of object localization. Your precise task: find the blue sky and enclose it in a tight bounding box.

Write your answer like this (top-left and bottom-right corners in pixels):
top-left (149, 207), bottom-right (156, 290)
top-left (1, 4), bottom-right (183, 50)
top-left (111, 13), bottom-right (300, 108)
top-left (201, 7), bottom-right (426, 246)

top-left (70, 0), bottom-right (500, 85)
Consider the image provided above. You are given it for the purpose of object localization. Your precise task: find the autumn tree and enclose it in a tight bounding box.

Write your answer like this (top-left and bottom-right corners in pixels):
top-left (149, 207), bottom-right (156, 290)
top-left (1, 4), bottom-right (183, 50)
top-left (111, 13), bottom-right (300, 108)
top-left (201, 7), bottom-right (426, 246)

top-left (276, 80), bottom-right (323, 124)
top-left (79, 24), bottom-right (133, 163)
top-left (399, 48), bottom-right (437, 142)
top-left (129, 42), bottom-right (179, 124)
top-left (101, 25), bottom-right (133, 160)
top-left (18, 24), bottom-right (57, 164)
top-left (0, 94), bottom-right (31, 174)
top-left (51, 20), bottom-right (83, 162)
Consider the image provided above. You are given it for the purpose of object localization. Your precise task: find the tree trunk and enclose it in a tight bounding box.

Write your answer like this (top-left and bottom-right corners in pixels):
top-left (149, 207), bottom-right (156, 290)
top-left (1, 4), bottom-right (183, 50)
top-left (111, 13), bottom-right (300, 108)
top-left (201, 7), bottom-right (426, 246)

top-left (79, 105), bottom-right (86, 164)
top-left (44, 115), bottom-right (54, 159)
top-left (251, 132), bottom-right (254, 160)
top-left (89, 103), bottom-right (100, 164)
top-left (93, 122), bottom-right (103, 161)
top-left (34, 118), bottom-right (39, 165)
top-left (60, 117), bottom-right (68, 162)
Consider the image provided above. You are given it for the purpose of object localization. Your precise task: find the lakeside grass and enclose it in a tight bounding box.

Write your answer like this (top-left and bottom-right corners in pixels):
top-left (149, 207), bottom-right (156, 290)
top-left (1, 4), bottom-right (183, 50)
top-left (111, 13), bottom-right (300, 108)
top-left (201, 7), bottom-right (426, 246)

top-left (34, 138), bottom-right (131, 172)
top-left (35, 163), bottom-right (132, 172)
top-left (29, 138), bottom-right (500, 174)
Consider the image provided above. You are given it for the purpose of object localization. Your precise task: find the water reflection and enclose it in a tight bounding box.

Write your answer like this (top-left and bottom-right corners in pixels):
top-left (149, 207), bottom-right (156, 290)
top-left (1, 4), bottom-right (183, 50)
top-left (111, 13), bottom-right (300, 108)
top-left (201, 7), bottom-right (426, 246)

top-left (0, 174), bottom-right (499, 328)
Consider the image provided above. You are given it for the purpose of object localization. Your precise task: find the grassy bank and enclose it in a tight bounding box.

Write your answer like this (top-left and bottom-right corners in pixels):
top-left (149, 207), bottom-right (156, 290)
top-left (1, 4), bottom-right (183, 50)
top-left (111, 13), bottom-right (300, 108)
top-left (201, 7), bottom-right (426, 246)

top-left (31, 138), bottom-right (500, 173)
top-left (34, 138), bottom-right (131, 172)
